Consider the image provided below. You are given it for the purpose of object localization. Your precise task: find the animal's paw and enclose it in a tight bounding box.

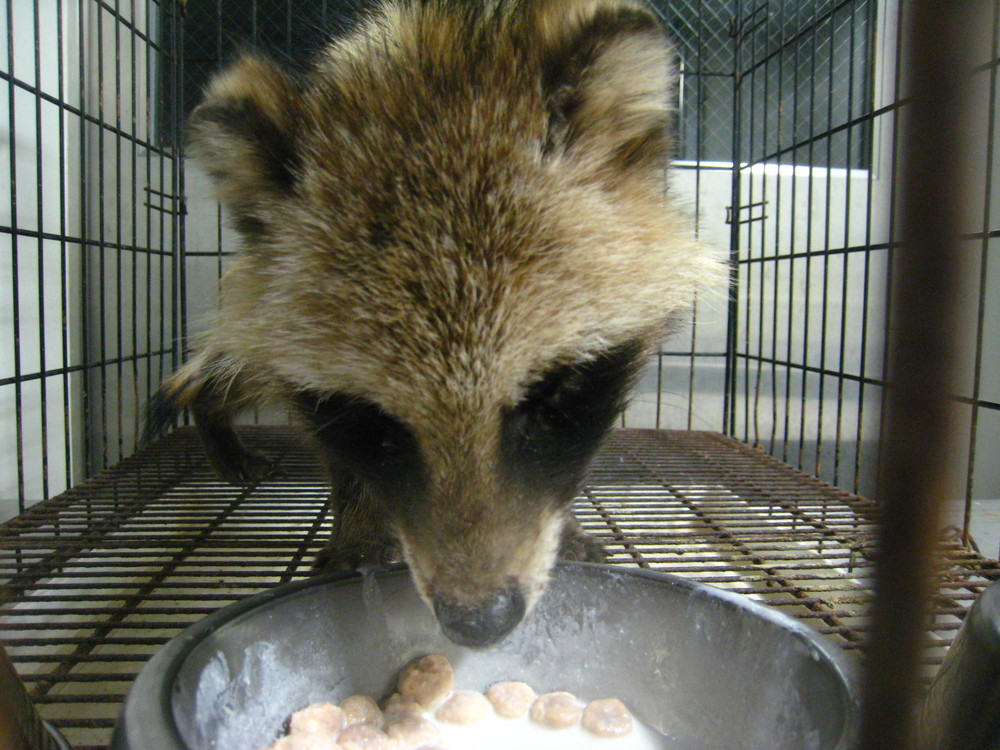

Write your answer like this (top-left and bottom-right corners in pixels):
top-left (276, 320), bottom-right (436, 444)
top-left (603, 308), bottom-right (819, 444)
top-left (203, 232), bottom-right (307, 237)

top-left (312, 537), bottom-right (402, 573)
top-left (209, 447), bottom-right (282, 485)
top-left (558, 522), bottom-right (607, 563)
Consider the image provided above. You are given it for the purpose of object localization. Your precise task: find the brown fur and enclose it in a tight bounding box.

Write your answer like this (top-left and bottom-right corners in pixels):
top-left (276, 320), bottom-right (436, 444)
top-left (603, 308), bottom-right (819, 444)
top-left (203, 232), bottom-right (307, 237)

top-left (158, 0), bottom-right (723, 645)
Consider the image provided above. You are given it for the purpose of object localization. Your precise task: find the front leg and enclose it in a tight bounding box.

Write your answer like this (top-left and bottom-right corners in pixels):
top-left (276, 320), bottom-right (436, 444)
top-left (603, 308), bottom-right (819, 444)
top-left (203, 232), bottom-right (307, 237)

top-left (313, 472), bottom-right (400, 572)
top-left (148, 353), bottom-right (279, 485)
top-left (191, 393), bottom-right (278, 485)
top-left (559, 513), bottom-right (608, 563)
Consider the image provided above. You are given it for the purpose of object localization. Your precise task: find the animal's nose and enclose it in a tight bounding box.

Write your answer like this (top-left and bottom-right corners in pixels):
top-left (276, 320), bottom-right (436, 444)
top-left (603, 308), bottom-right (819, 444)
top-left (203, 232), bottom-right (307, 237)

top-left (433, 581), bottom-right (526, 648)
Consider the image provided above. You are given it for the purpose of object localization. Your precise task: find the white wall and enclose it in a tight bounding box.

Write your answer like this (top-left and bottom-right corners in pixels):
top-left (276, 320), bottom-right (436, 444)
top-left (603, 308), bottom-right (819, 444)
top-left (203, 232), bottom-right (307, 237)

top-left (0, 1), bottom-right (178, 522)
top-left (0, 1), bottom-right (85, 522)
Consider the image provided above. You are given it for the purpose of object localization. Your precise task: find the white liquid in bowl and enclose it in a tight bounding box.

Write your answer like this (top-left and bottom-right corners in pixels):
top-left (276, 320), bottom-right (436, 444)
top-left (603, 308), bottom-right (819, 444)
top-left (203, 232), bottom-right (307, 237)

top-left (426, 705), bottom-right (681, 750)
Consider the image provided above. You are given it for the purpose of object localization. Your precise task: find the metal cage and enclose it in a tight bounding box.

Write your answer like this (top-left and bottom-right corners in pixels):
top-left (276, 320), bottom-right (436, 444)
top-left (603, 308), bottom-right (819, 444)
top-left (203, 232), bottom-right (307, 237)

top-left (2, 2), bottom-right (1000, 748)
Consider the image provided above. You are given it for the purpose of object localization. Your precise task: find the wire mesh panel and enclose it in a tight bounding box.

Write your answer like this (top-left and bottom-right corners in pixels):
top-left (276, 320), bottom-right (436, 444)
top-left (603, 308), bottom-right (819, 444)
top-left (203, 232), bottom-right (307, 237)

top-left (2, 3), bottom-right (1000, 748)
top-left (726, 0), bottom-right (880, 495)
top-left (0, 0), bottom-right (185, 524)
top-left (610, 0), bottom-right (731, 432)
top-left (726, 0), bottom-right (1000, 557)
top-left (2, 428), bottom-right (997, 749)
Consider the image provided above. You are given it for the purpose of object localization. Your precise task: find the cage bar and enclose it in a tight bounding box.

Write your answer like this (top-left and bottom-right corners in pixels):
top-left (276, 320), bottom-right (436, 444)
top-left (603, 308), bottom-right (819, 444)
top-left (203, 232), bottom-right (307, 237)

top-left (3, 2), bottom-right (1000, 749)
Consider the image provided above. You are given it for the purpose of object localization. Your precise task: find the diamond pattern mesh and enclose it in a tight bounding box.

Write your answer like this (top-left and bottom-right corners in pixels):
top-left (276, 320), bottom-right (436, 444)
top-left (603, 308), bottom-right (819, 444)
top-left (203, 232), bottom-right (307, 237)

top-left (734, 0), bottom-right (873, 168)
top-left (177, 0), bottom-right (368, 120)
top-left (171, 0), bottom-right (873, 168)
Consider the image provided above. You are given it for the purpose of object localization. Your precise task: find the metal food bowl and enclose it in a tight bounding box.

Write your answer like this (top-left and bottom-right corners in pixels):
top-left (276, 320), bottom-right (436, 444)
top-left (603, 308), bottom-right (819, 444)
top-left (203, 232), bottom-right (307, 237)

top-left (111, 563), bottom-right (860, 750)
top-left (43, 720), bottom-right (74, 750)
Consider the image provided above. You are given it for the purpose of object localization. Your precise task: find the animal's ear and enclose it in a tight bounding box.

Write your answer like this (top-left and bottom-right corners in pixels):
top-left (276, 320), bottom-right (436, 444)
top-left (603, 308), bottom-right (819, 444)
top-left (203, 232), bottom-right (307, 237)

top-left (531, 0), bottom-right (675, 187)
top-left (188, 54), bottom-right (301, 222)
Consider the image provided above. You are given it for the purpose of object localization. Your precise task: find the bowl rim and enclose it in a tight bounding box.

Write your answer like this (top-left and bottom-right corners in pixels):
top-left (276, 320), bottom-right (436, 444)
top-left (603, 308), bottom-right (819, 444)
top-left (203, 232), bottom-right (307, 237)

top-left (111, 562), bottom-right (861, 750)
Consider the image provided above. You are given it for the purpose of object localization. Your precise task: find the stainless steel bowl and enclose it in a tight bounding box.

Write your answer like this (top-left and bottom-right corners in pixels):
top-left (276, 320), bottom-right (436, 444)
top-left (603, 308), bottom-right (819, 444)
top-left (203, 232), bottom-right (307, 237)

top-left (111, 563), bottom-right (860, 750)
top-left (43, 720), bottom-right (73, 750)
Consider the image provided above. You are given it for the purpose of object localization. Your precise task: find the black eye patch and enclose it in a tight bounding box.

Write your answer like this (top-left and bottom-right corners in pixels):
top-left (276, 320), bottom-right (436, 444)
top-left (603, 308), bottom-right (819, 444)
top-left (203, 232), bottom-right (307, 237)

top-left (500, 339), bottom-right (645, 496)
top-left (293, 391), bottom-right (425, 494)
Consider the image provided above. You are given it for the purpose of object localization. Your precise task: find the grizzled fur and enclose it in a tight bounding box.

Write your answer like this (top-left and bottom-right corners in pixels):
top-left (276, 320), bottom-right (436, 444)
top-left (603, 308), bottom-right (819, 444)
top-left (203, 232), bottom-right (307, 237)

top-left (151, 0), bottom-right (721, 646)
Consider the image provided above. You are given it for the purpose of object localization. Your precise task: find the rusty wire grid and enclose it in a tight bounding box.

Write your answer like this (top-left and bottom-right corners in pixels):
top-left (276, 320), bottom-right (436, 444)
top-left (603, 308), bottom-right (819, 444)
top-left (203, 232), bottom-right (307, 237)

top-left (2, 426), bottom-right (999, 750)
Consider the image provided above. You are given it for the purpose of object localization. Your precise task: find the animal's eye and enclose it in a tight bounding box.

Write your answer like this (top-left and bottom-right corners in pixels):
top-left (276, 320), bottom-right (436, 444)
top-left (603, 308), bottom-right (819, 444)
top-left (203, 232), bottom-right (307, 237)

top-left (294, 390), bottom-right (416, 471)
top-left (515, 373), bottom-right (585, 438)
top-left (502, 341), bottom-right (645, 466)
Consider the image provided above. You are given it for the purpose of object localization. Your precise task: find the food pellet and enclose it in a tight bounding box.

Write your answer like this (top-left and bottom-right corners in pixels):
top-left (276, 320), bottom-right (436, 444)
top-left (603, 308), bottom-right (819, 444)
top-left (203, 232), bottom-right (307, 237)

top-left (582, 698), bottom-right (634, 738)
top-left (269, 734), bottom-right (341, 750)
top-left (259, 654), bottom-right (671, 750)
top-left (384, 713), bottom-right (443, 748)
top-left (289, 703), bottom-right (345, 737)
top-left (382, 692), bottom-right (424, 722)
top-left (340, 694), bottom-right (383, 729)
top-left (434, 689), bottom-right (493, 726)
top-left (397, 653), bottom-right (454, 710)
top-left (529, 691), bottom-right (583, 729)
top-left (336, 723), bottom-right (394, 750)
top-left (486, 681), bottom-right (537, 719)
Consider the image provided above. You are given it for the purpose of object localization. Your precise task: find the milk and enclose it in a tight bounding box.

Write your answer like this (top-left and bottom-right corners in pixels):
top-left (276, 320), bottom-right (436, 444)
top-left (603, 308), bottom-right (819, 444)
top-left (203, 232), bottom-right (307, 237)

top-left (425, 706), bottom-right (682, 750)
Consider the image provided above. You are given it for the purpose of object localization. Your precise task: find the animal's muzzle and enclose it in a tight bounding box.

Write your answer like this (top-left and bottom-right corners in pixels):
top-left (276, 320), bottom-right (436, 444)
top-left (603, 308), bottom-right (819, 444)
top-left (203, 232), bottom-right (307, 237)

top-left (433, 581), bottom-right (526, 648)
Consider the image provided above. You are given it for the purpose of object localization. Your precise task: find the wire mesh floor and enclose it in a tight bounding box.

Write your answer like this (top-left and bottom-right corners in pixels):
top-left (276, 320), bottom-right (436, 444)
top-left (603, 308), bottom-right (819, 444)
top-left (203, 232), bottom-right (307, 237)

top-left (2, 427), bottom-right (999, 750)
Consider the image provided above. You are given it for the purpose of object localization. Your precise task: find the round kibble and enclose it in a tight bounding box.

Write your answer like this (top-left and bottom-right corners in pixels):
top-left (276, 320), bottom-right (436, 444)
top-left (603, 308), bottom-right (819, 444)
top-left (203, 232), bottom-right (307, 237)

top-left (336, 723), bottom-right (395, 750)
top-left (382, 693), bottom-right (424, 722)
top-left (397, 654), bottom-right (454, 710)
top-left (340, 695), bottom-right (383, 729)
top-left (486, 681), bottom-right (537, 719)
top-left (289, 703), bottom-right (345, 737)
top-left (268, 733), bottom-right (342, 750)
top-left (581, 698), bottom-right (633, 738)
top-left (529, 691), bottom-right (582, 729)
top-left (384, 714), bottom-right (443, 749)
top-left (434, 690), bottom-right (493, 725)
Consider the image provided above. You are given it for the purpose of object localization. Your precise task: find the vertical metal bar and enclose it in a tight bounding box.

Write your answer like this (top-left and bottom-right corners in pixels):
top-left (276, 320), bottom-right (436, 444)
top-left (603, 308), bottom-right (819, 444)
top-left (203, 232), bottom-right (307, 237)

top-left (780, 1), bottom-right (798, 466)
top-left (833, 0), bottom-right (861, 490)
top-left (961, 1), bottom-right (1000, 550)
top-left (251, 0), bottom-right (261, 429)
top-left (872, 0), bottom-right (905, 504)
top-left (215, 0), bottom-right (223, 285)
top-left (113, 0), bottom-right (124, 463)
top-left (144, 0), bottom-right (154, 432)
top-left (684, 0), bottom-right (705, 433)
top-left (173, 0), bottom-right (186, 394)
top-left (129, 0), bottom-right (140, 450)
top-left (742, 7), bottom-right (756, 447)
top-left (852, 0), bottom-right (882, 496)
top-left (32, 0), bottom-right (50, 502)
top-left (815, 2), bottom-right (838, 482)
top-left (654, 346), bottom-right (662, 429)
top-left (749, 4), bottom-right (765, 451)
top-left (96, 0), bottom-right (110, 474)
top-left (7, 0), bottom-right (25, 513)
top-left (796, 2), bottom-right (819, 473)
top-left (158, 0), bottom-right (170, 420)
top-left (723, 3), bottom-right (744, 438)
top-left (769, 2), bottom-right (785, 456)
top-left (78, 0), bottom-right (92, 488)
top-left (56, 0), bottom-right (73, 493)
top-left (858, 4), bottom-right (978, 748)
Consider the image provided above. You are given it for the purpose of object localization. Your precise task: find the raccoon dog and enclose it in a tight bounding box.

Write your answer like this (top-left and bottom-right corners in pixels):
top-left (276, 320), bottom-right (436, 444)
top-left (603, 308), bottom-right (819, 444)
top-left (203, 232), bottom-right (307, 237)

top-left (152, 0), bottom-right (720, 647)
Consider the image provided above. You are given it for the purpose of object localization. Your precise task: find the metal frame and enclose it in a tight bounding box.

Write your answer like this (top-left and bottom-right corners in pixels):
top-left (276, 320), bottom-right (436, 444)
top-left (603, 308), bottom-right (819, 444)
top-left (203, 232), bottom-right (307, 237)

top-left (2, 427), bottom-right (997, 749)
top-left (3, 2), bottom-right (1000, 749)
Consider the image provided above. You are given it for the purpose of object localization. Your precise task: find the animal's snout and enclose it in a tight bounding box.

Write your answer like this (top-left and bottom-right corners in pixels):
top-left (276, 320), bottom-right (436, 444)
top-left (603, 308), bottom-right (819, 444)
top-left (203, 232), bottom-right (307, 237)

top-left (433, 581), bottom-right (526, 648)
